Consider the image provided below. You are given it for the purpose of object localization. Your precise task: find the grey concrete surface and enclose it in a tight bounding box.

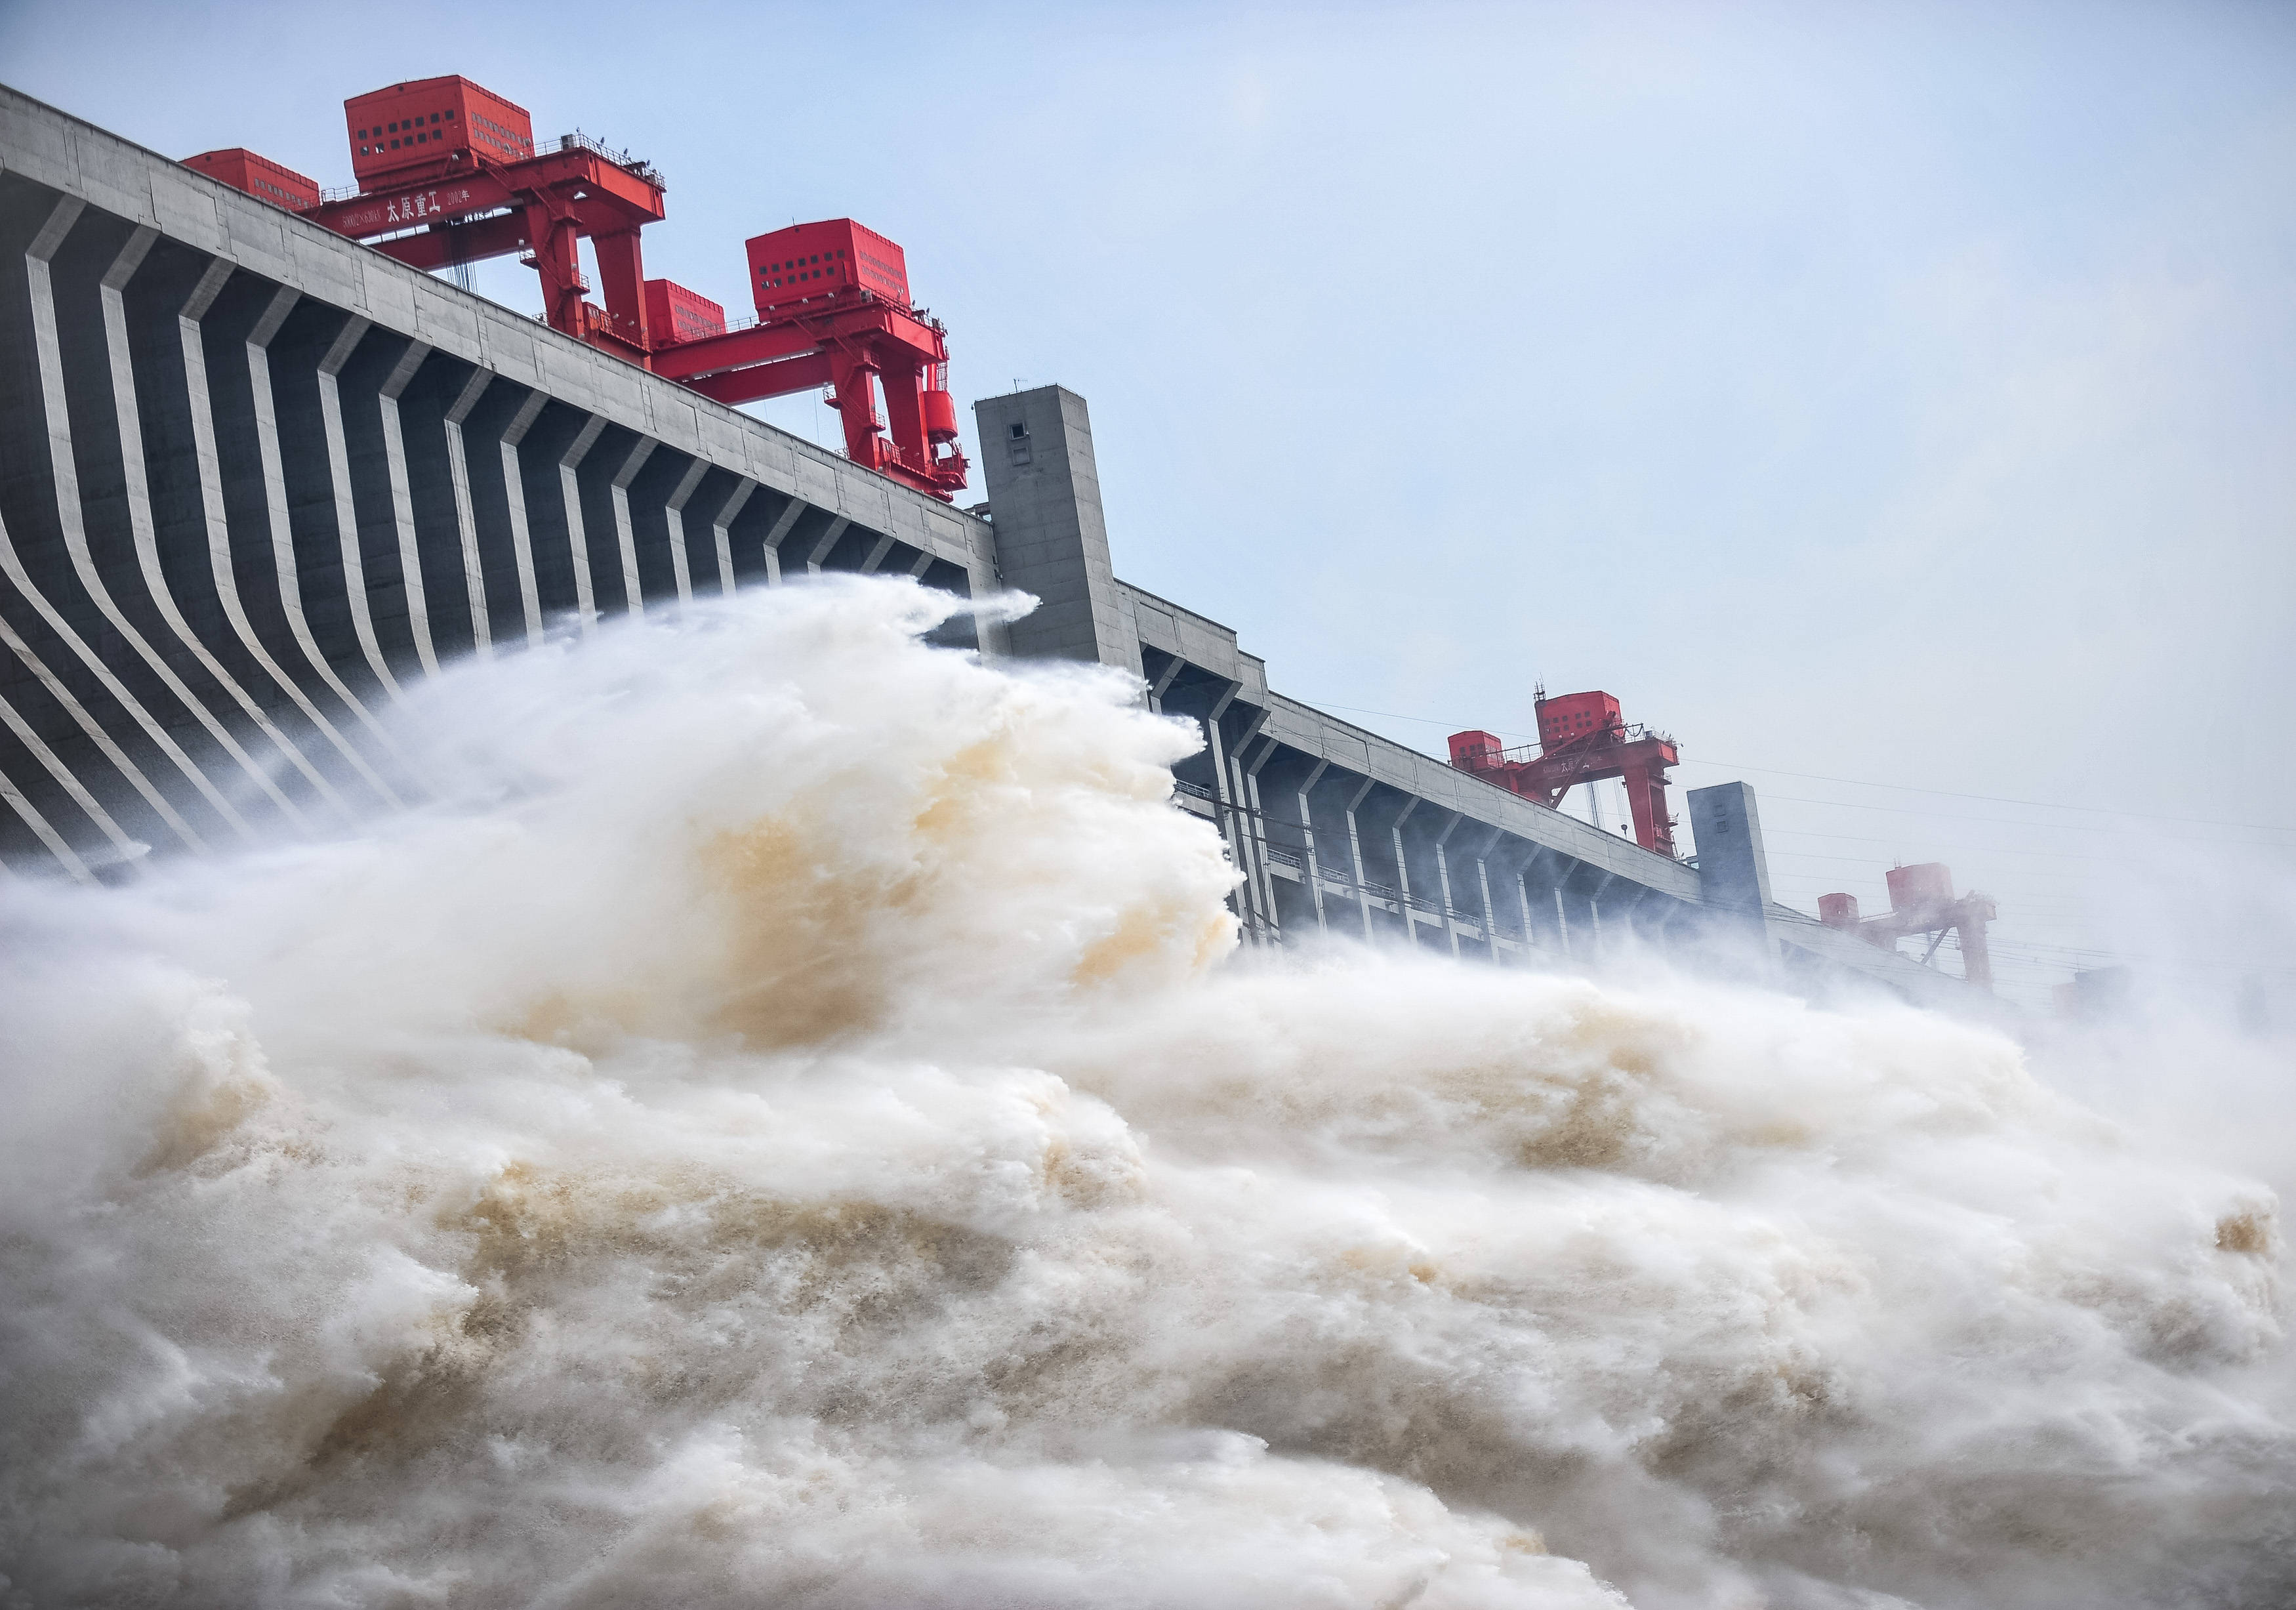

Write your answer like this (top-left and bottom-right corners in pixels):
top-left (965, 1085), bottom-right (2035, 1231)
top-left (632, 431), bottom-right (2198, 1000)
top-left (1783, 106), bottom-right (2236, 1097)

top-left (974, 386), bottom-right (1137, 672)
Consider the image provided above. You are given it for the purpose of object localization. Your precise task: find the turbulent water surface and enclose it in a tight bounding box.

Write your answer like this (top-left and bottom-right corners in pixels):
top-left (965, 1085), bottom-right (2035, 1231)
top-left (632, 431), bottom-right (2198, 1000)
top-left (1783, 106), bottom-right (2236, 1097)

top-left (2, 581), bottom-right (2289, 1609)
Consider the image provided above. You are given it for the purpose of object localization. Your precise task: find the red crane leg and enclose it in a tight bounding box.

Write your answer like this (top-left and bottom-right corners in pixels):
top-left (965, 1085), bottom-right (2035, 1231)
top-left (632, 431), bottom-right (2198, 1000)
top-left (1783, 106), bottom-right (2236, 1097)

top-left (1957, 920), bottom-right (1994, 993)
top-left (829, 350), bottom-right (889, 470)
top-left (1618, 759), bottom-right (1675, 857)
top-left (1952, 900), bottom-right (1994, 993)
top-left (523, 197), bottom-right (586, 336)
top-left (590, 228), bottom-right (649, 354)
top-left (879, 358), bottom-right (928, 474)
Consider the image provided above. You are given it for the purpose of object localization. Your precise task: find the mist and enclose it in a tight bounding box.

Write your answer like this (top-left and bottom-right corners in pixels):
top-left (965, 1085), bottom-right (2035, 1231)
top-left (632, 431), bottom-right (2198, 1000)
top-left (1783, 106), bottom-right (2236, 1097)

top-left (1, 581), bottom-right (2288, 1608)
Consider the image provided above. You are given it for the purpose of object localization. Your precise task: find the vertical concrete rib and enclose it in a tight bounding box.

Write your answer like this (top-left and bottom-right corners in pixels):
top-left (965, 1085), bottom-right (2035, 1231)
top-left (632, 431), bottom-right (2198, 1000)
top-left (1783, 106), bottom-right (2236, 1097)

top-left (41, 209), bottom-right (323, 830)
top-left (1476, 857), bottom-right (1500, 955)
top-left (709, 479), bottom-right (751, 594)
top-left (0, 753), bottom-right (94, 884)
top-left (1343, 778), bottom-right (1377, 941)
top-left (1200, 684), bottom-right (1250, 938)
top-left (758, 495), bottom-right (804, 583)
top-left (804, 515), bottom-right (850, 575)
top-left (374, 341), bottom-right (439, 673)
top-left (859, 533), bottom-right (897, 574)
top-left (496, 390), bottom-right (548, 644)
top-left (1296, 760), bottom-right (1330, 932)
top-left (241, 283), bottom-right (407, 801)
top-left (173, 264), bottom-right (342, 826)
top-left (316, 316), bottom-right (401, 697)
top-left (442, 369), bottom-right (493, 656)
top-left (1433, 815), bottom-right (1464, 958)
top-left (1240, 735), bottom-right (1282, 943)
top-left (1390, 798), bottom-right (1421, 947)
top-left (607, 437), bottom-right (653, 615)
top-left (0, 689), bottom-right (141, 872)
top-left (8, 209), bottom-right (243, 848)
top-left (662, 459), bottom-right (709, 604)
top-left (0, 599), bottom-right (209, 852)
top-left (557, 414), bottom-right (605, 631)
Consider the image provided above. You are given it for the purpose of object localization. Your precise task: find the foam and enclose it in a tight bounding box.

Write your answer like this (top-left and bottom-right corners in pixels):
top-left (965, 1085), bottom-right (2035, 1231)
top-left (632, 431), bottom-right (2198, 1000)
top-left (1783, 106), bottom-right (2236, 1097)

top-left (1, 579), bottom-right (2287, 1608)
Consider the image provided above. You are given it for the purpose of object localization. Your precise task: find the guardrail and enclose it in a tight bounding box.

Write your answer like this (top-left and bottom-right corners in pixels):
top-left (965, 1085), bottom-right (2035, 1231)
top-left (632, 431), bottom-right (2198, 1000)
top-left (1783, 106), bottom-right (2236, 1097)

top-left (554, 131), bottom-right (663, 187)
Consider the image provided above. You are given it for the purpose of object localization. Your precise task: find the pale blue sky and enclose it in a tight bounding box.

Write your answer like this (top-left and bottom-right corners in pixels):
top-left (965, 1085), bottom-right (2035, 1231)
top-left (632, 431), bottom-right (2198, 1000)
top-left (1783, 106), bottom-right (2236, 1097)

top-left (6, 0), bottom-right (2292, 1004)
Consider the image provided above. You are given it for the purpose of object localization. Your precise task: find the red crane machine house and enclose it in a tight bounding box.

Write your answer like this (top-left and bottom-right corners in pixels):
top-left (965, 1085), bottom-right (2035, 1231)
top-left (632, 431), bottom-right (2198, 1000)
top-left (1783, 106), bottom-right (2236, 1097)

top-left (182, 75), bottom-right (969, 500)
top-left (1448, 688), bottom-right (1683, 857)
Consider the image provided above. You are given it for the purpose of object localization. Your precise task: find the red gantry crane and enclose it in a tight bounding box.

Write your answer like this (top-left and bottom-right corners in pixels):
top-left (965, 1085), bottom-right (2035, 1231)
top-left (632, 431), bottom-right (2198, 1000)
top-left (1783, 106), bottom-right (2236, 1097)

top-left (1818, 865), bottom-right (1997, 993)
top-left (1448, 688), bottom-right (1682, 857)
top-left (182, 75), bottom-right (969, 500)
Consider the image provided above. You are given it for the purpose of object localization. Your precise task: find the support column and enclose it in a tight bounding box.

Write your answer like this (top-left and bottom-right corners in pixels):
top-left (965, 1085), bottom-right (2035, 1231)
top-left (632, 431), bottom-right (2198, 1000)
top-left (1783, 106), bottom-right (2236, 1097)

top-left (1343, 779), bottom-right (1377, 941)
top-left (556, 415), bottom-right (605, 632)
top-left (662, 460), bottom-right (710, 603)
top-left (1687, 781), bottom-right (1777, 964)
top-left (972, 386), bottom-right (1141, 676)
top-left (607, 438), bottom-right (655, 615)
top-left (442, 371), bottom-right (495, 655)
top-left (1391, 798), bottom-right (1422, 949)
top-left (1432, 812), bottom-right (1463, 959)
top-left (496, 391), bottom-right (549, 645)
top-left (1296, 759), bottom-right (1330, 932)
top-left (1238, 726), bottom-right (1282, 945)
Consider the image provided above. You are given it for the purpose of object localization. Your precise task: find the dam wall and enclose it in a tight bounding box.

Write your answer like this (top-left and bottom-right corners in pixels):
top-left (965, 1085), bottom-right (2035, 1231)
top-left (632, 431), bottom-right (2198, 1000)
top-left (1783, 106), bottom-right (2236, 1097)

top-left (0, 84), bottom-right (1975, 1009)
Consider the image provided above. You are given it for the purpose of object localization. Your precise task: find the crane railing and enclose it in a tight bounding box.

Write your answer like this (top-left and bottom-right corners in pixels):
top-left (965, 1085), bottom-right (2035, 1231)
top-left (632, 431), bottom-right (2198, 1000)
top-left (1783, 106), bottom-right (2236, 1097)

top-left (552, 131), bottom-right (663, 187)
top-left (1490, 722), bottom-right (1674, 766)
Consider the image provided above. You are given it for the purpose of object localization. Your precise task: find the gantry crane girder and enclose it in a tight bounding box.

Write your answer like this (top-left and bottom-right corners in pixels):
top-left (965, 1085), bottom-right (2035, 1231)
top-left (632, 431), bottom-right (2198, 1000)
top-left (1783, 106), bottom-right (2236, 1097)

top-left (232, 75), bottom-right (972, 500)
top-left (1448, 688), bottom-right (1683, 857)
top-left (1818, 867), bottom-right (1998, 993)
top-left (651, 301), bottom-right (964, 493)
top-left (1453, 735), bottom-right (1681, 859)
top-left (304, 142), bottom-right (667, 355)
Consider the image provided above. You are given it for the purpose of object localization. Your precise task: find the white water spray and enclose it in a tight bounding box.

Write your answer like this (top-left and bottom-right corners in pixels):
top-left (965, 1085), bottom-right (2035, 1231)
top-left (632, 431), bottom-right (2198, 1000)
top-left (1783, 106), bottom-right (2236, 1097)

top-left (2, 579), bottom-right (2289, 1609)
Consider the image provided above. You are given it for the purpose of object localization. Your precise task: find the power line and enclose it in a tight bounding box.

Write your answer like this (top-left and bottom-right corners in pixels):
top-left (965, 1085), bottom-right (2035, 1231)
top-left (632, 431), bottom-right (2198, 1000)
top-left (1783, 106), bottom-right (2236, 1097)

top-left (1299, 699), bottom-right (2296, 836)
top-left (1675, 764), bottom-right (2296, 836)
top-left (1755, 791), bottom-right (2293, 843)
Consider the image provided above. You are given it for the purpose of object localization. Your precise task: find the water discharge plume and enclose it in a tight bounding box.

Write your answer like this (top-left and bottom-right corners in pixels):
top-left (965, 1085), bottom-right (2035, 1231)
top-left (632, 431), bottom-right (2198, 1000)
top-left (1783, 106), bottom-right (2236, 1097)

top-left (1, 577), bottom-right (2289, 1609)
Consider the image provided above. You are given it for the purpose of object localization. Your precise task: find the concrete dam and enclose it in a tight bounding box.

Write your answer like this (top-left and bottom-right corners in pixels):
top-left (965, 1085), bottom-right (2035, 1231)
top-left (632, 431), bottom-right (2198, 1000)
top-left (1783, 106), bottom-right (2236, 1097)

top-left (0, 84), bottom-right (1967, 1008)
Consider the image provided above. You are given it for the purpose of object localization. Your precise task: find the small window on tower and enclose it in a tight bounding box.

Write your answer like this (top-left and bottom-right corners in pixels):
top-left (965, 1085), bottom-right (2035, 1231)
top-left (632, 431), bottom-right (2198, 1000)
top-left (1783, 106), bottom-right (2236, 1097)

top-left (1010, 421), bottom-right (1028, 440)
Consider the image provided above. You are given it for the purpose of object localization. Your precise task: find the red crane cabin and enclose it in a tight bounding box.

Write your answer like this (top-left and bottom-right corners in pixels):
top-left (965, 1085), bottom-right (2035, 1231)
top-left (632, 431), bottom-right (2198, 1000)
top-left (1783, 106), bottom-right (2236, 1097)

top-left (745, 221), bottom-right (911, 316)
top-left (644, 280), bottom-right (728, 344)
top-left (1537, 690), bottom-right (1624, 749)
top-left (346, 77), bottom-right (535, 190)
top-left (179, 149), bottom-right (319, 212)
